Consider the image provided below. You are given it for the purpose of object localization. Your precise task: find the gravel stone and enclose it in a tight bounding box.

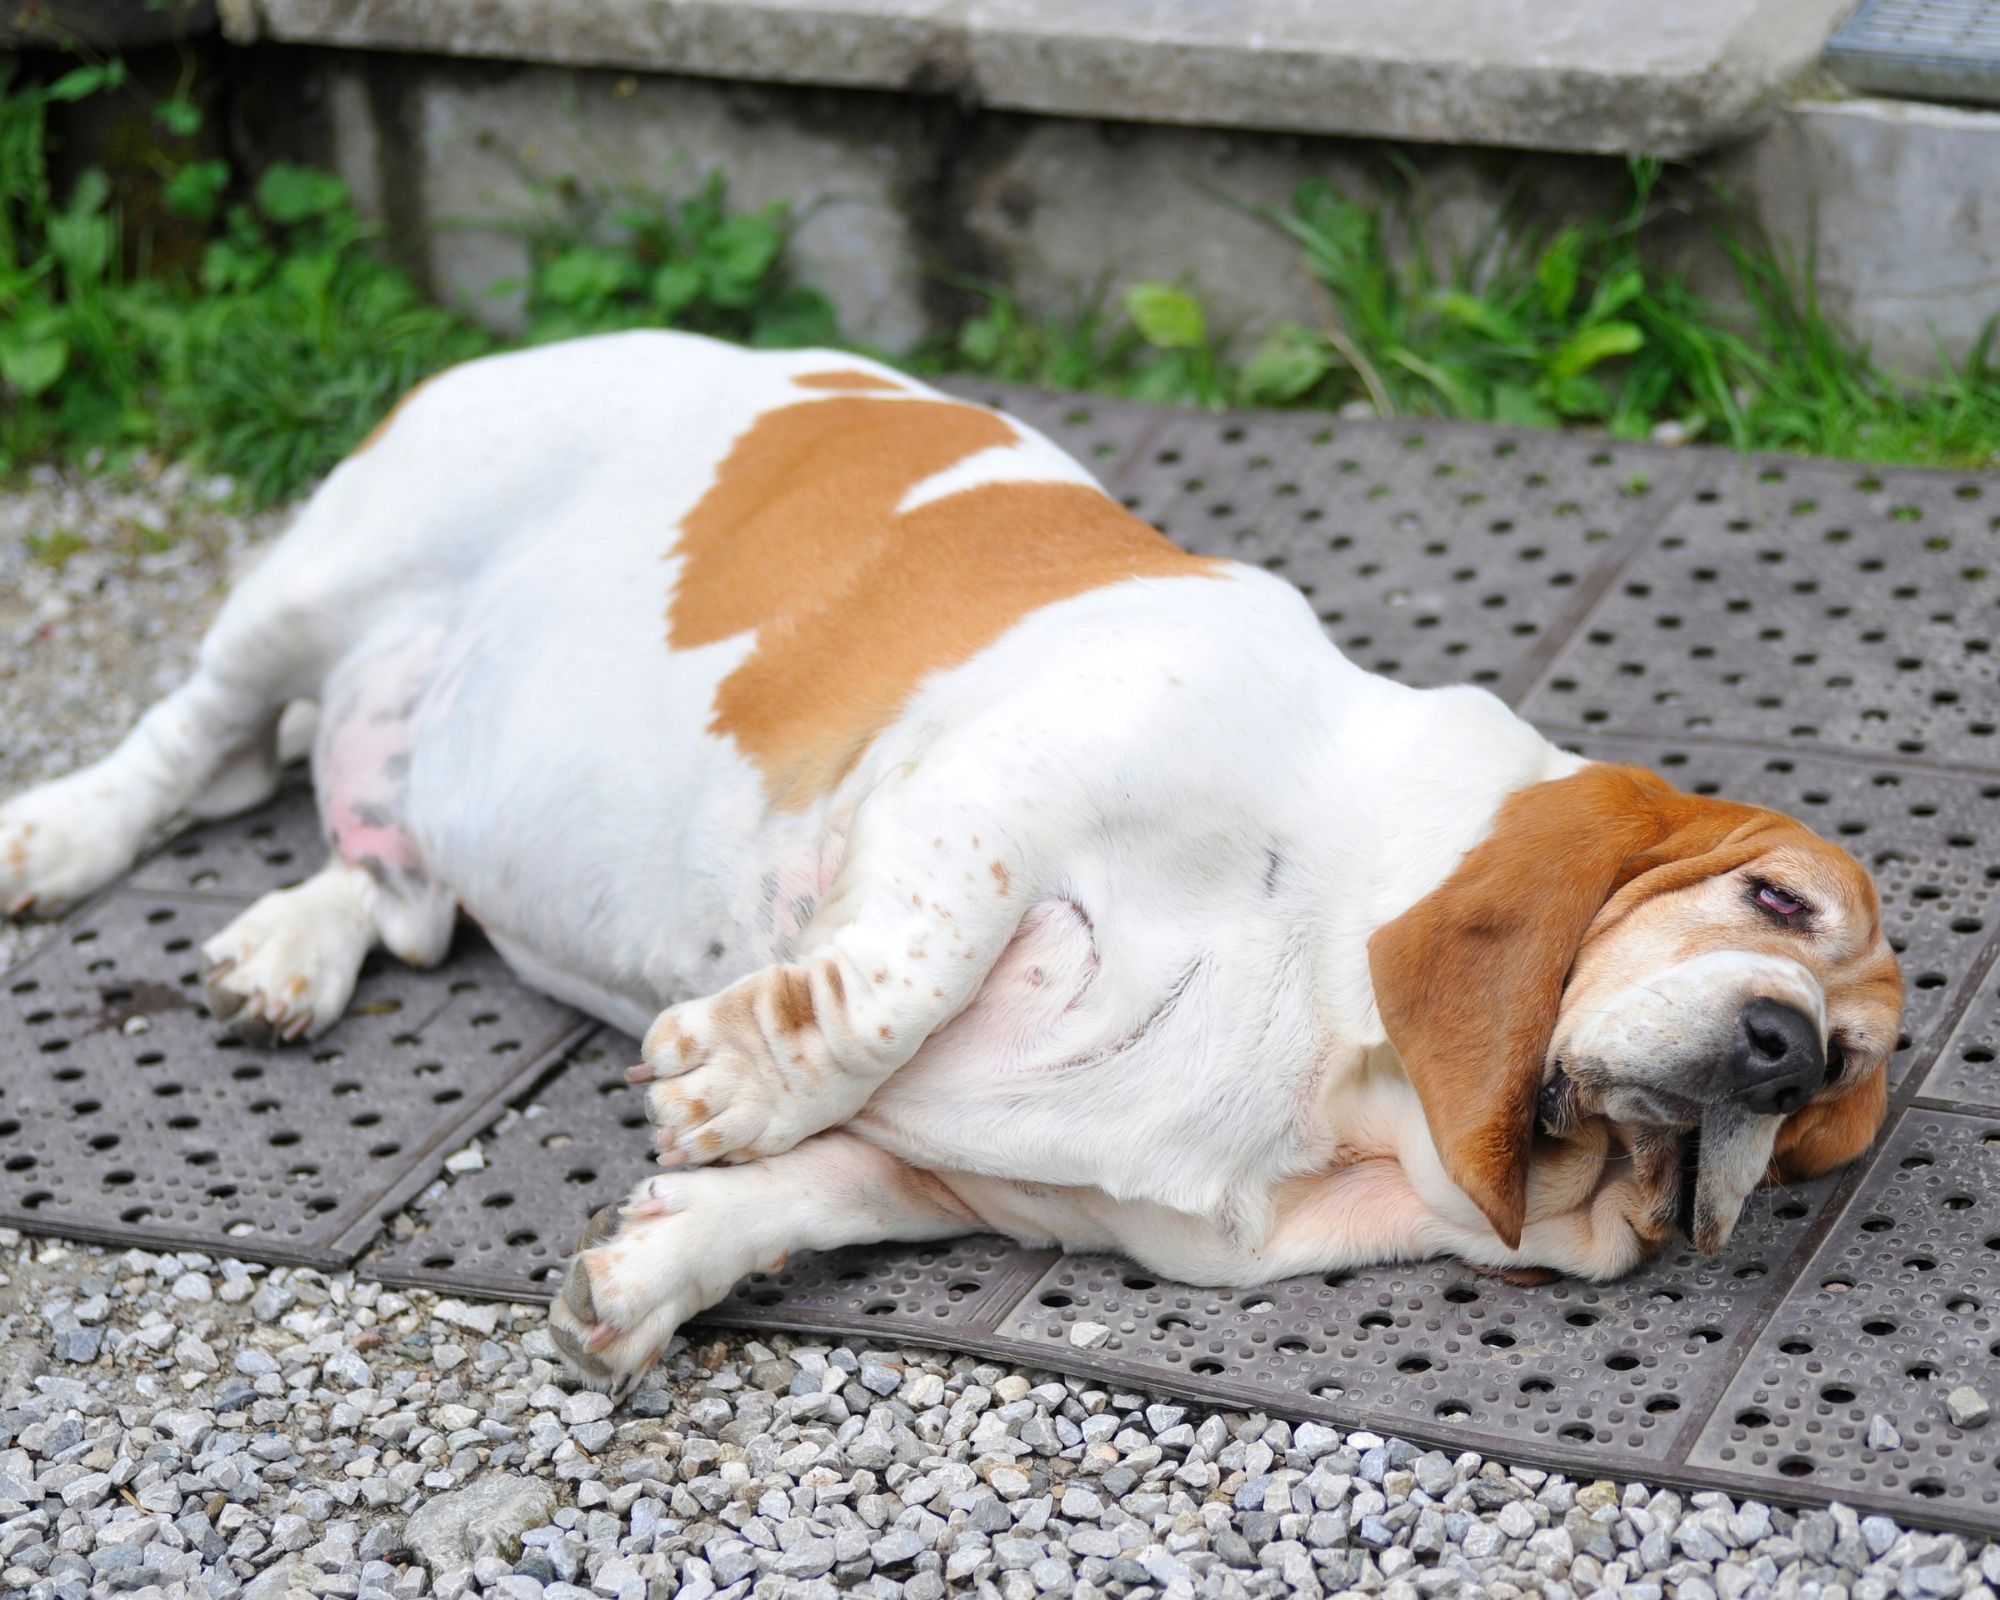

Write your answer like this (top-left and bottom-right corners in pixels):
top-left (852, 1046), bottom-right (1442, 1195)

top-left (1948, 1387), bottom-right (1992, 1428)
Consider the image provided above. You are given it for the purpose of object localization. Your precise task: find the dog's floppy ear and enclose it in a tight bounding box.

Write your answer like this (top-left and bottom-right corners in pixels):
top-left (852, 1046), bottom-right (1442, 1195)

top-left (1367, 763), bottom-right (1770, 1247)
top-left (1767, 1062), bottom-right (1888, 1184)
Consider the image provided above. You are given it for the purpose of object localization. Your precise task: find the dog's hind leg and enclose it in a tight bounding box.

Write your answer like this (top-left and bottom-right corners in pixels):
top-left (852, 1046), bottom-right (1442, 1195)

top-left (0, 663), bottom-right (285, 920)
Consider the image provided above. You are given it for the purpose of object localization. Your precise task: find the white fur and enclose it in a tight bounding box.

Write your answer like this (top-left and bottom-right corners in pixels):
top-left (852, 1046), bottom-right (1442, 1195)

top-left (0, 331), bottom-right (1666, 1394)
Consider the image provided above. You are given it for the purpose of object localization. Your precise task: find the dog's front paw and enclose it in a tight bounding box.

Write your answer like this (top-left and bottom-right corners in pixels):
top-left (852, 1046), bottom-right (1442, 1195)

top-left (548, 1178), bottom-right (699, 1401)
top-left (630, 979), bottom-right (824, 1167)
top-left (0, 777), bottom-right (129, 919)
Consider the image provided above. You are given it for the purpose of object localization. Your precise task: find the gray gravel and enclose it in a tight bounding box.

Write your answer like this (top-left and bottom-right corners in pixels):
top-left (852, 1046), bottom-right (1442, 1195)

top-left (3, 467), bottom-right (1999, 1600)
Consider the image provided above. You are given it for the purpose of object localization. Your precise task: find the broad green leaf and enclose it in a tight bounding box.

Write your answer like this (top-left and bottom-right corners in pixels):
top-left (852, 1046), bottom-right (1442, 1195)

top-left (650, 260), bottom-right (703, 317)
top-left (0, 333), bottom-right (70, 397)
top-left (163, 159), bottom-right (229, 222)
top-left (155, 98), bottom-right (202, 138)
top-left (539, 248), bottom-right (630, 309)
top-left (255, 162), bottom-right (349, 226)
top-left (1550, 320), bottom-right (1645, 380)
top-left (1124, 283), bottom-right (1207, 351)
top-left (1586, 266), bottom-right (1644, 322)
top-left (1430, 290), bottom-right (1526, 347)
top-left (1240, 324), bottom-right (1332, 403)
top-left (706, 212), bottom-right (782, 286)
top-left (46, 61), bottom-right (123, 102)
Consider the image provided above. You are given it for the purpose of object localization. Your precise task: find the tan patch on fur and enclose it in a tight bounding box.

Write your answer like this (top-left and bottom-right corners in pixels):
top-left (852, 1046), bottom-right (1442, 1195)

top-left (770, 967), bottom-right (815, 1034)
top-left (698, 1131), bottom-right (724, 1155)
top-left (669, 394), bottom-right (1217, 807)
top-left (792, 369), bottom-right (905, 393)
top-left (284, 976), bottom-right (309, 1000)
top-left (821, 960), bottom-right (845, 1007)
top-left (350, 376), bottom-right (433, 458)
top-left (990, 860), bottom-right (1011, 895)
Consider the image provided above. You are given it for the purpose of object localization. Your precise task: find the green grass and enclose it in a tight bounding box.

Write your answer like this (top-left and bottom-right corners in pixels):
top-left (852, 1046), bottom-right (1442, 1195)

top-left (2, 61), bottom-right (1995, 510)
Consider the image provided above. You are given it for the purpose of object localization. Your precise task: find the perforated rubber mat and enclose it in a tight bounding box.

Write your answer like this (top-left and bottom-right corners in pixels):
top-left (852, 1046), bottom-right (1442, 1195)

top-left (0, 788), bottom-right (591, 1265)
top-left (1827, 0), bottom-right (2000, 107)
top-left (9, 389), bottom-right (2000, 1531)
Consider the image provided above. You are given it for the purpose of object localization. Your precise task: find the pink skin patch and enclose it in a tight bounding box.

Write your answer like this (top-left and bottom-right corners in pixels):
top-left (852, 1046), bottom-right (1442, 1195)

top-left (320, 629), bottom-right (444, 873)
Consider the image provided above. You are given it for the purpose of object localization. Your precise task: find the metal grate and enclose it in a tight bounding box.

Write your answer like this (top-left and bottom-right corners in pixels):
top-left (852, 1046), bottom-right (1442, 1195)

top-left (1689, 1110), bottom-right (2000, 1521)
top-left (8, 391), bottom-right (2000, 1531)
top-left (1923, 964), bottom-right (2000, 1112)
top-left (1521, 455), bottom-right (2000, 766)
top-left (1072, 403), bottom-right (1687, 701)
top-left (0, 790), bottom-right (589, 1265)
top-left (1827, 0), bottom-right (2000, 107)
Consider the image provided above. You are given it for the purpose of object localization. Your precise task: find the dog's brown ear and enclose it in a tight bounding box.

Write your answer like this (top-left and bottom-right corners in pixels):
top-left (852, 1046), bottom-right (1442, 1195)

top-left (1367, 763), bottom-right (1770, 1247)
top-left (1767, 1061), bottom-right (1888, 1184)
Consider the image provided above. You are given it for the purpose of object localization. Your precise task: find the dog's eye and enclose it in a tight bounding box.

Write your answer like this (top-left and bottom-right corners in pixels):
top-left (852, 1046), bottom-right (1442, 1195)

top-left (1753, 882), bottom-right (1808, 920)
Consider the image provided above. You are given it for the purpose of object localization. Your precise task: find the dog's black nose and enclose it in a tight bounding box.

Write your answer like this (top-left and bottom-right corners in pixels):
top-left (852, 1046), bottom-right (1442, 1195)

top-left (1730, 998), bottom-right (1826, 1115)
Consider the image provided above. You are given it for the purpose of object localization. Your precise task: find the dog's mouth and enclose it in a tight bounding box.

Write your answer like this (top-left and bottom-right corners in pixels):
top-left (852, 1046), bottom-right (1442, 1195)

top-left (1540, 1067), bottom-right (1780, 1256)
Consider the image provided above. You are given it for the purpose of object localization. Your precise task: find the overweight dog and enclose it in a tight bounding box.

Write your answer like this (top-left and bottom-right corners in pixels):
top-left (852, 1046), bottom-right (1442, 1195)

top-left (0, 332), bottom-right (1902, 1398)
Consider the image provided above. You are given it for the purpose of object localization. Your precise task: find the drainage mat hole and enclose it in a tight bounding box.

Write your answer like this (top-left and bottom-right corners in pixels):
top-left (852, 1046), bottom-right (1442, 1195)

top-left (1275, 1338), bottom-right (1309, 1355)
top-left (1911, 1480), bottom-right (1946, 1499)
top-left (1645, 1396), bottom-right (1680, 1414)
top-left (862, 1301), bottom-right (897, 1316)
top-left (1737, 1409), bottom-right (1771, 1428)
top-left (1040, 1293), bottom-right (1073, 1309)
top-left (1777, 1457), bottom-right (1814, 1479)
top-left (1397, 1356), bottom-right (1433, 1374)
top-left (1481, 1331), bottom-right (1516, 1349)
top-left (1435, 1399), bottom-right (1472, 1421)
top-left (1443, 1284), bottom-right (1479, 1304)
top-left (1908, 1363), bottom-right (1939, 1381)
top-left (1821, 1384), bottom-right (1857, 1404)
top-left (1191, 1359), bottom-right (1225, 1376)
top-left (1605, 1353), bottom-right (1641, 1371)
top-left (1691, 1327), bottom-right (1725, 1344)
top-left (1558, 1424), bottom-right (1594, 1443)
top-left (1862, 1319), bottom-right (1898, 1336)
top-left (1520, 1377), bottom-right (1554, 1395)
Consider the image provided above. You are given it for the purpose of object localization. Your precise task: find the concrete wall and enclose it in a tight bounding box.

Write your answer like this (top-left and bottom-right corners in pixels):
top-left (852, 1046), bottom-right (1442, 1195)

top-left (266, 48), bottom-right (2000, 375)
top-left (285, 48), bottom-right (1628, 354)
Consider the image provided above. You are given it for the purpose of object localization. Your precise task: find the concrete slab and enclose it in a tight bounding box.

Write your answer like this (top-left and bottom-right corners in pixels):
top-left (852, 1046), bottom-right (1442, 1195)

top-left (1722, 96), bottom-right (2000, 375)
top-left (247, 0), bottom-right (1854, 156)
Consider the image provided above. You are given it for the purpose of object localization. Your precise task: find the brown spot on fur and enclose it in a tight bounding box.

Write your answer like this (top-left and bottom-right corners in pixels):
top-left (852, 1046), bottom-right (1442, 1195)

top-left (793, 369), bottom-right (905, 393)
top-left (284, 976), bottom-right (309, 1000)
top-left (350, 376), bottom-right (434, 458)
top-left (698, 1131), bottom-right (723, 1154)
top-left (990, 860), bottom-right (1011, 895)
top-left (877, 1024), bottom-right (892, 1040)
top-left (1370, 763), bottom-right (1859, 1249)
top-left (685, 1098), bottom-right (708, 1122)
top-left (669, 394), bottom-right (1217, 807)
top-left (770, 966), bottom-right (815, 1033)
top-left (821, 960), bottom-right (845, 1007)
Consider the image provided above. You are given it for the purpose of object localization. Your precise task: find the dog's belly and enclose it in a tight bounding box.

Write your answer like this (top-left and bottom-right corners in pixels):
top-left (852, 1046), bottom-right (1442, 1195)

top-left (344, 533), bottom-right (842, 1027)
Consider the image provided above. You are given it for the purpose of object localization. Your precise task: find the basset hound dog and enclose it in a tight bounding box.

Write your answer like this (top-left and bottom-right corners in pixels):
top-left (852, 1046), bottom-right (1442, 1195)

top-left (0, 331), bottom-right (1903, 1398)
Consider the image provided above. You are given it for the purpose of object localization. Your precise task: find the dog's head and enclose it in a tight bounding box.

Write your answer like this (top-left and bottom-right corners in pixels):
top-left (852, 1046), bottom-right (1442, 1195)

top-left (1368, 762), bottom-right (1900, 1258)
